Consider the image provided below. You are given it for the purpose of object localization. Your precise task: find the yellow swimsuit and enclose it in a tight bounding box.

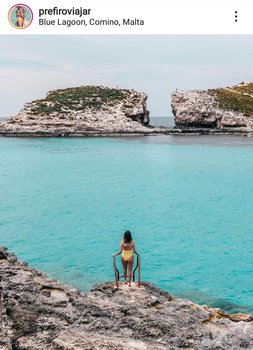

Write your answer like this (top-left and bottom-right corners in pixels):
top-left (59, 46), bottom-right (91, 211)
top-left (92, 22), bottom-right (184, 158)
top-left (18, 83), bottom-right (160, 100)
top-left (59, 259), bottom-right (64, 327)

top-left (122, 243), bottom-right (133, 261)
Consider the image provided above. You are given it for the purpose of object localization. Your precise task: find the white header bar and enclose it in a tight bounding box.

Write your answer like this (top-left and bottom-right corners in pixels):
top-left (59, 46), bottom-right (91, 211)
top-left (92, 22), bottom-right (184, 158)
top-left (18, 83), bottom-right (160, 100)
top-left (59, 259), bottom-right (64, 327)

top-left (0, 0), bottom-right (252, 34)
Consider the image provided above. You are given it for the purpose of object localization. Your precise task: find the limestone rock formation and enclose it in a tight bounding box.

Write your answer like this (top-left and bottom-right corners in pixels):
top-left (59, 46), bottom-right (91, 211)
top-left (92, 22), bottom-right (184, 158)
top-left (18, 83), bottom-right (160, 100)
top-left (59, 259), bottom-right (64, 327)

top-left (0, 86), bottom-right (164, 136)
top-left (1, 246), bottom-right (253, 349)
top-left (172, 82), bottom-right (253, 133)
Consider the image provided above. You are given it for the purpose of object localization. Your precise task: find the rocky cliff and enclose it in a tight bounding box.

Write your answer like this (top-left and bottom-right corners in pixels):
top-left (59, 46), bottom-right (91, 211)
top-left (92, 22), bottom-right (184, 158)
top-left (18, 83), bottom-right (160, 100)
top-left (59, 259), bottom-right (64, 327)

top-left (1, 246), bottom-right (253, 350)
top-left (0, 86), bottom-right (165, 137)
top-left (172, 82), bottom-right (253, 134)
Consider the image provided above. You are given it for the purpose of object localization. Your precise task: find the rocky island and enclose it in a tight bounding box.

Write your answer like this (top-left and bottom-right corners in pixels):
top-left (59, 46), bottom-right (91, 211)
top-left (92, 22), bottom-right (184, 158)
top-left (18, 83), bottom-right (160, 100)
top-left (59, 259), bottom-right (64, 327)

top-left (2, 83), bottom-right (253, 137)
top-left (1, 246), bottom-right (253, 349)
top-left (172, 82), bottom-right (253, 135)
top-left (0, 86), bottom-right (166, 137)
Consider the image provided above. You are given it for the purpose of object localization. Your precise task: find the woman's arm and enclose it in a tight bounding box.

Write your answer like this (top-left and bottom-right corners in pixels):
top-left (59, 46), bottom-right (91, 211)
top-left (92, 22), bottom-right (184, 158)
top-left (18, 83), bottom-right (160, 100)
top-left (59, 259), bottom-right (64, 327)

top-left (132, 241), bottom-right (138, 254)
top-left (112, 242), bottom-right (123, 257)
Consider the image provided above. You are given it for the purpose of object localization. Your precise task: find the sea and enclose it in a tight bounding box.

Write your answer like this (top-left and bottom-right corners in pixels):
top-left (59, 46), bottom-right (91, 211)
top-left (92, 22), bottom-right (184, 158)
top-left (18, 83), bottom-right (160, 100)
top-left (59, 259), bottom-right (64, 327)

top-left (1, 116), bottom-right (253, 314)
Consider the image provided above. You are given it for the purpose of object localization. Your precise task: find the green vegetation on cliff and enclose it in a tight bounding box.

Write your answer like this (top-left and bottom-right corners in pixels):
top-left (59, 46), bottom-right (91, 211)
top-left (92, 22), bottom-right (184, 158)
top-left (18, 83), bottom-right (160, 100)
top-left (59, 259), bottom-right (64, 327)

top-left (233, 82), bottom-right (253, 95)
top-left (30, 86), bottom-right (125, 115)
top-left (209, 83), bottom-right (253, 117)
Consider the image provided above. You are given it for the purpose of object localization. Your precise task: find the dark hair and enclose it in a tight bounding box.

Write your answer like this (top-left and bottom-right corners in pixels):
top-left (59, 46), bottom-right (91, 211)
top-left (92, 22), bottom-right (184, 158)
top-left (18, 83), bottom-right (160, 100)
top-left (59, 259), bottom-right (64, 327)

top-left (123, 230), bottom-right (132, 244)
top-left (16, 6), bottom-right (26, 19)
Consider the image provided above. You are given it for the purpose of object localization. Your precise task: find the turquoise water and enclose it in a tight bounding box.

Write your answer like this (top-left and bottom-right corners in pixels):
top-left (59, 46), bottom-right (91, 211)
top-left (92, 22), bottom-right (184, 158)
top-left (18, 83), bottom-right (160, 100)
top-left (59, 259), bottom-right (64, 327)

top-left (1, 135), bottom-right (253, 313)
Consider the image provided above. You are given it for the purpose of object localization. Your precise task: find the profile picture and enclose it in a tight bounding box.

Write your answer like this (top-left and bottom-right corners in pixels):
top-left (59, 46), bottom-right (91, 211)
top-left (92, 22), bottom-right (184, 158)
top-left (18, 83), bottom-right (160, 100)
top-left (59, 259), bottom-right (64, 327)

top-left (8, 4), bottom-right (33, 29)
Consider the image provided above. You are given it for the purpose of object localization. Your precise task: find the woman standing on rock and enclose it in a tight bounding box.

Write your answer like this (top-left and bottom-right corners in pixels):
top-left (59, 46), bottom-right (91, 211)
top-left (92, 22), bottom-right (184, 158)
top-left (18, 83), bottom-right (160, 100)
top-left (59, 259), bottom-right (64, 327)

top-left (113, 231), bottom-right (136, 287)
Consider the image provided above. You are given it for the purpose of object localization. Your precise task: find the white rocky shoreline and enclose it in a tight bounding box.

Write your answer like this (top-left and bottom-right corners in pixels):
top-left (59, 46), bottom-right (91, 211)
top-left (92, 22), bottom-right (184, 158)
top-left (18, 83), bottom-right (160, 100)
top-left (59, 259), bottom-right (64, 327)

top-left (1, 126), bottom-right (252, 137)
top-left (1, 246), bottom-right (253, 350)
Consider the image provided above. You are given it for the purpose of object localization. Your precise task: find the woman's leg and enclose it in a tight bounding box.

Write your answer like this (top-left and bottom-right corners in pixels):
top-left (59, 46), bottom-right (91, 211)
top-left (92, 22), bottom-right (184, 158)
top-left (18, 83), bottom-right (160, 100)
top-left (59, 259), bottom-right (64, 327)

top-left (121, 257), bottom-right (128, 283)
top-left (127, 256), bottom-right (134, 286)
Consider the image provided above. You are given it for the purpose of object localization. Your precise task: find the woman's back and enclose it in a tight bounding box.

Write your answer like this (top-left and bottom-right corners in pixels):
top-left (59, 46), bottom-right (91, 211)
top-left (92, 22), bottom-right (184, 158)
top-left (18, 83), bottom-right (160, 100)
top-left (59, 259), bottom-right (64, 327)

top-left (122, 240), bottom-right (134, 250)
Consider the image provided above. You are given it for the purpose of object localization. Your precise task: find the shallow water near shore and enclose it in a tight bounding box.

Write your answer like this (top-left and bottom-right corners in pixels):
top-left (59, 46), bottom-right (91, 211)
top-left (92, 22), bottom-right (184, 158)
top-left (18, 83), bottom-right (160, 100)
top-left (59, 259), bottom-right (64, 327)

top-left (1, 134), bottom-right (253, 314)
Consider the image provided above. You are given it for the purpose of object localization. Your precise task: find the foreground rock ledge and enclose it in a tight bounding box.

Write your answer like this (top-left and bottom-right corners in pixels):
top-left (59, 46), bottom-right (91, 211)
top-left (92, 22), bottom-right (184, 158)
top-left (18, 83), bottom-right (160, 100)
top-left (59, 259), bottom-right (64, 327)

top-left (1, 247), bottom-right (253, 350)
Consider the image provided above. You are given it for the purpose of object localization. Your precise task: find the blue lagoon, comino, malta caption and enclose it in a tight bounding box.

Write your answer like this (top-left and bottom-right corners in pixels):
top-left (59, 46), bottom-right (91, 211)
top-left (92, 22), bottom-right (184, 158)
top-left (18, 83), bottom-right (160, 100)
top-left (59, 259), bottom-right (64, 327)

top-left (39, 18), bottom-right (144, 27)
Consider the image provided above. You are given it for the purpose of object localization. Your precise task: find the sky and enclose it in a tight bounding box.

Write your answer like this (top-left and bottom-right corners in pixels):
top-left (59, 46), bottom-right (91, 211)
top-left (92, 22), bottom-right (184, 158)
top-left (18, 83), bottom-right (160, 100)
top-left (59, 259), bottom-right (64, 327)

top-left (1, 35), bottom-right (253, 118)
